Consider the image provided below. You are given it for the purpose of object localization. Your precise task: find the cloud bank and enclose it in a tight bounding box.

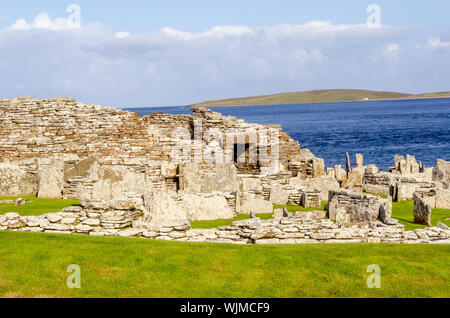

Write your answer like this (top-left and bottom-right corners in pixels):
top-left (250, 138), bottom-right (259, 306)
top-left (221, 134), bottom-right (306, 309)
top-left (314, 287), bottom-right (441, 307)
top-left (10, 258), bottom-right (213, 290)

top-left (1, 12), bottom-right (449, 107)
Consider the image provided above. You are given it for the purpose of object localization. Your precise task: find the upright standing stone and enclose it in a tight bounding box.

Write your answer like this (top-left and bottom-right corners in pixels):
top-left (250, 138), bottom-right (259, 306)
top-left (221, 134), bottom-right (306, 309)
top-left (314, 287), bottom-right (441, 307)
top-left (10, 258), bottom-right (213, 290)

top-left (394, 155), bottom-right (404, 172)
top-left (269, 187), bottom-right (290, 205)
top-left (346, 152), bottom-right (351, 175)
top-left (413, 193), bottom-right (432, 226)
top-left (355, 154), bottom-right (363, 168)
top-left (37, 158), bottom-right (65, 199)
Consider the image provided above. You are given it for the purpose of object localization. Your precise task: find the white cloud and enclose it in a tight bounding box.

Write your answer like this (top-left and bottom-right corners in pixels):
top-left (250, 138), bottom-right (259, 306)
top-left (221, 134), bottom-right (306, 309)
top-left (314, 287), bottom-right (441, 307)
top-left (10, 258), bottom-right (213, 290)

top-left (115, 31), bottom-right (131, 39)
top-left (1, 16), bottom-right (449, 106)
top-left (382, 43), bottom-right (400, 57)
top-left (11, 12), bottom-right (78, 31)
top-left (425, 37), bottom-right (450, 49)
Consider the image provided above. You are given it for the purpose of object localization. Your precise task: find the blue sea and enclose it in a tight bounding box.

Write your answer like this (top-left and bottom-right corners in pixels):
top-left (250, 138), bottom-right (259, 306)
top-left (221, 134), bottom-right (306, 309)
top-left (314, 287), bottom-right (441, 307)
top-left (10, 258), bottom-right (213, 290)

top-left (126, 98), bottom-right (450, 171)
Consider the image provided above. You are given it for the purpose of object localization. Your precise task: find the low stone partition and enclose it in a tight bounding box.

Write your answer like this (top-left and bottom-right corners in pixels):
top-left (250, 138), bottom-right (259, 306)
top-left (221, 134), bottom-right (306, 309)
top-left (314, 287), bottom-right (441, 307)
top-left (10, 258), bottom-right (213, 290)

top-left (0, 199), bottom-right (144, 235)
top-left (327, 190), bottom-right (391, 225)
top-left (2, 205), bottom-right (449, 244)
top-left (210, 216), bottom-right (450, 244)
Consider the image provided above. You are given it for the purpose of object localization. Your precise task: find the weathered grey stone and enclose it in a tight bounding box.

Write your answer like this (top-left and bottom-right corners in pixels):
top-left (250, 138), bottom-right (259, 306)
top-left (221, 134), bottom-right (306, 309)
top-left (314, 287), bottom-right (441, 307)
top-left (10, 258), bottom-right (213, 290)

top-left (328, 190), bottom-right (388, 225)
top-left (403, 231), bottom-right (419, 240)
top-left (82, 218), bottom-right (101, 226)
top-left (249, 227), bottom-right (282, 240)
top-left (282, 207), bottom-right (291, 218)
top-left (142, 190), bottom-right (190, 228)
top-left (437, 222), bottom-right (450, 231)
top-left (179, 163), bottom-right (238, 194)
top-left (289, 176), bottom-right (339, 202)
top-left (155, 236), bottom-right (173, 241)
top-left (294, 211), bottom-right (327, 220)
top-left (269, 188), bottom-right (290, 205)
top-left (168, 231), bottom-right (186, 239)
top-left (0, 162), bottom-right (37, 197)
top-left (241, 178), bottom-right (263, 193)
top-left (4, 212), bottom-right (20, 220)
top-left (75, 224), bottom-right (92, 233)
top-left (413, 193), bottom-right (432, 226)
top-left (61, 217), bottom-right (77, 224)
top-left (254, 238), bottom-right (281, 244)
top-left (142, 231), bottom-right (158, 238)
top-left (435, 189), bottom-right (450, 209)
top-left (160, 162), bottom-right (178, 178)
top-left (25, 216), bottom-right (44, 227)
top-left (14, 198), bottom-right (26, 207)
top-left (81, 200), bottom-right (109, 210)
top-left (117, 228), bottom-right (143, 237)
top-left (273, 208), bottom-right (283, 219)
top-left (379, 195), bottom-right (392, 221)
top-left (382, 218), bottom-right (399, 226)
top-left (37, 158), bottom-right (64, 199)
top-left (179, 193), bottom-right (234, 221)
top-left (365, 164), bottom-right (379, 175)
top-left (89, 229), bottom-right (119, 236)
top-left (240, 195), bottom-right (273, 215)
top-left (44, 224), bottom-right (75, 231)
top-left (62, 206), bottom-right (83, 213)
top-left (355, 154), bottom-right (364, 168)
top-left (310, 232), bottom-right (336, 240)
top-left (179, 163), bottom-right (202, 194)
top-left (46, 214), bottom-right (63, 223)
top-left (432, 159), bottom-right (450, 183)
top-left (347, 169), bottom-right (364, 190)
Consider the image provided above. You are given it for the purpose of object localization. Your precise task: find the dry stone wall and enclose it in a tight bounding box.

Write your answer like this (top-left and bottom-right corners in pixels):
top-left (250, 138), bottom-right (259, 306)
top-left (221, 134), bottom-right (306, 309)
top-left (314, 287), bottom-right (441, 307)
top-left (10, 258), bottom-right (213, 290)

top-left (328, 190), bottom-right (391, 226)
top-left (2, 203), bottom-right (449, 244)
top-left (0, 97), bottom-right (325, 203)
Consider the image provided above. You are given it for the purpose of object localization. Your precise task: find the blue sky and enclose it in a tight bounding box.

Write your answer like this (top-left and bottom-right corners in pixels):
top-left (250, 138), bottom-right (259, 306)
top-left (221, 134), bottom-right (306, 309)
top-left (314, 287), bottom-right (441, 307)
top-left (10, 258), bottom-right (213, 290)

top-left (1, 1), bottom-right (450, 107)
top-left (1, 0), bottom-right (450, 30)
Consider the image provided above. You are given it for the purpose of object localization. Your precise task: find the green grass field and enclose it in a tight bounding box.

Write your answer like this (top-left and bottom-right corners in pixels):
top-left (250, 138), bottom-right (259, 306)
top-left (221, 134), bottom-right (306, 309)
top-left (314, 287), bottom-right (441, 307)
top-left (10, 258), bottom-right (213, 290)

top-left (0, 196), bottom-right (80, 216)
top-left (0, 231), bottom-right (449, 298)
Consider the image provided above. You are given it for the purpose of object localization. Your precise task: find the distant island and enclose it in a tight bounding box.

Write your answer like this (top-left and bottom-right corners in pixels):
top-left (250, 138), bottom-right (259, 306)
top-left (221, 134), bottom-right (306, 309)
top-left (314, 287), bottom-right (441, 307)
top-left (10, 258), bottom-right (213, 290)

top-left (191, 89), bottom-right (450, 108)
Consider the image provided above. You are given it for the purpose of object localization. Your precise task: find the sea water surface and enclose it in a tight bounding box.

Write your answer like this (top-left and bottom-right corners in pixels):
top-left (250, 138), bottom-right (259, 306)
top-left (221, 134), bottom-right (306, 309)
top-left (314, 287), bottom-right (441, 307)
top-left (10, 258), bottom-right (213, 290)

top-left (127, 98), bottom-right (450, 171)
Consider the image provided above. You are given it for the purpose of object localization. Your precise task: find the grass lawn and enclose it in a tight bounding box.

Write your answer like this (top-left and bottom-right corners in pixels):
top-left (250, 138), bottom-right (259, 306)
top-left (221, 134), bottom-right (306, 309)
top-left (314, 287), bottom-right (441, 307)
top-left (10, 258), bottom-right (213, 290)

top-left (0, 231), bottom-right (449, 298)
top-left (0, 196), bottom-right (80, 216)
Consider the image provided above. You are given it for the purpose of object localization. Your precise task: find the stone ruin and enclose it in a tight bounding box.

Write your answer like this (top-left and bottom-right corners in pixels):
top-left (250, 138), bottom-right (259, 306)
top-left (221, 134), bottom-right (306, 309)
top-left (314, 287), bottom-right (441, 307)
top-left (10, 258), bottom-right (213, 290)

top-left (0, 96), bottom-right (326, 223)
top-left (2, 199), bottom-right (449, 244)
top-left (335, 152), bottom-right (449, 230)
top-left (0, 96), bottom-right (449, 244)
top-left (328, 190), bottom-right (393, 226)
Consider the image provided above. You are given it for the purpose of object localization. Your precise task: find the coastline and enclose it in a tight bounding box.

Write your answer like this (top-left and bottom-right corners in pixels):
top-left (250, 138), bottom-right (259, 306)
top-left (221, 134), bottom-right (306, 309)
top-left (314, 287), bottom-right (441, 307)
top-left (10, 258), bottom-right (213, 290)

top-left (190, 95), bottom-right (450, 109)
